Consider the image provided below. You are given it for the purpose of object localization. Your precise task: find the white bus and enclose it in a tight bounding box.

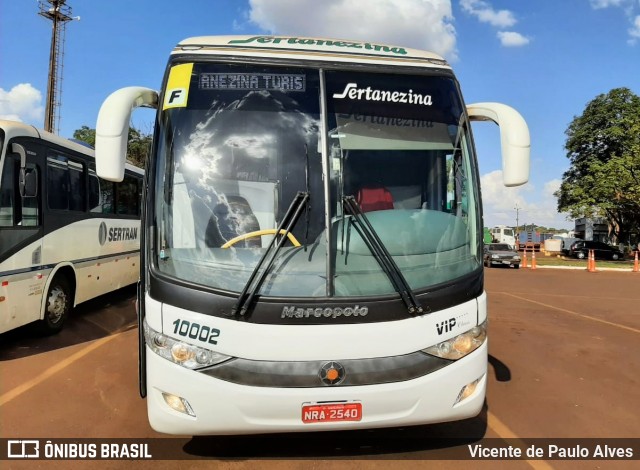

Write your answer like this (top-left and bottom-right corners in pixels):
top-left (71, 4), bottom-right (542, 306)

top-left (0, 120), bottom-right (143, 335)
top-left (95, 35), bottom-right (530, 435)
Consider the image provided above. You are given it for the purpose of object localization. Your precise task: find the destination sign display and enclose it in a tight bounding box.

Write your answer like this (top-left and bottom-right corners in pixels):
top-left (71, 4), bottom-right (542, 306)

top-left (199, 73), bottom-right (306, 92)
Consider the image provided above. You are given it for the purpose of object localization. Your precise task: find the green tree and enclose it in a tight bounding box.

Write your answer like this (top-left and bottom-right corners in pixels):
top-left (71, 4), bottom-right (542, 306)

top-left (555, 88), bottom-right (640, 245)
top-left (72, 125), bottom-right (152, 169)
top-left (72, 125), bottom-right (96, 147)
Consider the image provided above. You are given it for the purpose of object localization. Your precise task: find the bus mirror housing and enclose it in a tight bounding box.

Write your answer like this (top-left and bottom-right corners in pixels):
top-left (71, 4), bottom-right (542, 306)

top-left (96, 87), bottom-right (158, 182)
top-left (467, 102), bottom-right (530, 187)
top-left (11, 143), bottom-right (37, 198)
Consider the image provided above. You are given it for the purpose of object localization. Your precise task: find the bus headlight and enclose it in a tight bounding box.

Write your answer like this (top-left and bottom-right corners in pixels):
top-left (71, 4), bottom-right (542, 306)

top-left (422, 321), bottom-right (487, 360)
top-left (143, 320), bottom-right (231, 369)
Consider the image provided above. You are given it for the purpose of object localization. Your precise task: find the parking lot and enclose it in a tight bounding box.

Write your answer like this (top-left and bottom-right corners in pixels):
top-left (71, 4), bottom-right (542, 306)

top-left (1, 268), bottom-right (639, 469)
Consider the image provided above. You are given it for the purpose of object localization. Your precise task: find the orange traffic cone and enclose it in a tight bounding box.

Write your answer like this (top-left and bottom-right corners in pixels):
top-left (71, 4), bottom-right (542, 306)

top-left (588, 249), bottom-right (597, 272)
top-left (531, 249), bottom-right (537, 270)
top-left (522, 248), bottom-right (528, 268)
top-left (633, 251), bottom-right (639, 273)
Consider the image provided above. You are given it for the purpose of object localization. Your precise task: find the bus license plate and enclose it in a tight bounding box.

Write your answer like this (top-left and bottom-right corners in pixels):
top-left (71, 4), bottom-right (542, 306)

top-left (302, 402), bottom-right (362, 423)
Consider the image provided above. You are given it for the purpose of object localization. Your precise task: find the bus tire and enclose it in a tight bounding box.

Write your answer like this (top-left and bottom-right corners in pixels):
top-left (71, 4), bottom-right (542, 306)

top-left (36, 276), bottom-right (72, 335)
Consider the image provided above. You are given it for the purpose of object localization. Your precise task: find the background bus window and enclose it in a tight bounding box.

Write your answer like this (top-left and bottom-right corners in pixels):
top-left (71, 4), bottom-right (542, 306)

top-left (0, 155), bottom-right (40, 226)
top-left (116, 175), bottom-right (139, 216)
top-left (47, 153), bottom-right (86, 211)
top-left (88, 168), bottom-right (115, 214)
top-left (0, 157), bottom-right (14, 226)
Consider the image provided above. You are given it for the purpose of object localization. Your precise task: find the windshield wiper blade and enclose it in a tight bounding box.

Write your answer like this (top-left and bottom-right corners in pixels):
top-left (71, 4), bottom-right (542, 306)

top-left (232, 191), bottom-right (310, 317)
top-left (342, 196), bottom-right (424, 315)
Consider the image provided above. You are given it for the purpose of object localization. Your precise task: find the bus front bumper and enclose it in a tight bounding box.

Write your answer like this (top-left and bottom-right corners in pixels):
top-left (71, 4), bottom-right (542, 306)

top-left (145, 342), bottom-right (487, 436)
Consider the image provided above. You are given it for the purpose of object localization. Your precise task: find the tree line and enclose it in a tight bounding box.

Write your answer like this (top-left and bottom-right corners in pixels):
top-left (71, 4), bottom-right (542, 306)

top-left (72, 125), bottom-right (151, 169)
top-left (555, 87), bottom-right (640, 247)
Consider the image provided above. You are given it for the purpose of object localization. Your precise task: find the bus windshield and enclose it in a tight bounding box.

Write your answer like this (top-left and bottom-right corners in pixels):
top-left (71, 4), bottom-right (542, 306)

top-left (154, 63), bottom-right (481, 299)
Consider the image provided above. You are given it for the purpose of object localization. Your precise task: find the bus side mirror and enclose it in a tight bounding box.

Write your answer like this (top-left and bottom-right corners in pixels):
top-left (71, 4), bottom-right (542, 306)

top-left (20, 169), bottom-right (38, 198)
top-left (95, 87), bottom-right (158, 182)
top-left (467, 102), bottom-right (530, 187)
top-left (11, 143), bottom-right (38, 198)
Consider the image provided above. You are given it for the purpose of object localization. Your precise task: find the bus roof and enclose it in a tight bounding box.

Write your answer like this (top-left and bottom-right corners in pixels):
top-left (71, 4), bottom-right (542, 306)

top-left (0, 120), bottom-right (93, 157)
top-left (173, 35), bottom-right (451, 70)
top-left (0, 120), bottom-right (143, 175)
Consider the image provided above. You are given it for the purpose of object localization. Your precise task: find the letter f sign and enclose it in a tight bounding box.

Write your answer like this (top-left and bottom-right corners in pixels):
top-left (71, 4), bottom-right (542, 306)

top-left (163, 88), bottom-right (187, 109)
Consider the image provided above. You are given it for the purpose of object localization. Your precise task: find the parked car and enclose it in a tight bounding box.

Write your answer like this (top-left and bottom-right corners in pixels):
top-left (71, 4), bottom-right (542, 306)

top-left (568, 240), bottom-right (624, 260)
top-left (483, 243), bottom-right (521, 268)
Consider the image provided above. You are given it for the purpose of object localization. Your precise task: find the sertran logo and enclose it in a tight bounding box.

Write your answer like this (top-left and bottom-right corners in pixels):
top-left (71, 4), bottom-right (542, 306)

top-left (98, 222), bottom-right (108, 246)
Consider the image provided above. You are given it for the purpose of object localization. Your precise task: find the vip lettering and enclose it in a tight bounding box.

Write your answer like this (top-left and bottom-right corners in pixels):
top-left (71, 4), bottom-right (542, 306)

top-left (333, 83), bottom-right (433, 106)
top-left (107, 227), bottom-right (138, 242)
top-left (436, 318), bottom-right (456, 335)
top-left (282, 305), bottom-right (369, 319)
top-left (228, 36), bottom-right (408, 56)
top-left (199, 73), bottom-right (305, 91)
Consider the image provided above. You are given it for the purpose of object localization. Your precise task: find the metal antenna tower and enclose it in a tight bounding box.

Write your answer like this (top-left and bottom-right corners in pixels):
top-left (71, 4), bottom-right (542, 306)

top-left (38, 0), bottom-right (79, 134)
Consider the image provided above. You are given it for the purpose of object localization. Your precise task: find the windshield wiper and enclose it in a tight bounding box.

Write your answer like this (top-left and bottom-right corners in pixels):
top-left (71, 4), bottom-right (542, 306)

top-left (342, 196), bottom-right (424, 315)
top-left (232, 191), bottom-right (310, 317)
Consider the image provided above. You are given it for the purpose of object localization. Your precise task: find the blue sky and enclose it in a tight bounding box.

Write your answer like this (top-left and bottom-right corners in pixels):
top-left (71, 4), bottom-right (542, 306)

top-left (2, 0), bottom-right (639, 230)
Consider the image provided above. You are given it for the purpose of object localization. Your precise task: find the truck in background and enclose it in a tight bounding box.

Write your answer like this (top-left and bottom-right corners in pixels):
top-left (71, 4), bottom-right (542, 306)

top-left (489, 225), bottom-right (517, 248)
top-left (518, 226), bottom-right (554, 251)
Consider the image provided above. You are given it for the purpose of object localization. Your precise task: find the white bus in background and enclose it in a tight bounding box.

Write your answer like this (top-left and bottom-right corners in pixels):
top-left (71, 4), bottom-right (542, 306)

top-left (490, 225), bottom-right (517, 248)
top-left (0, 120), bottom-right (143, 335)
top-left (95, 35), bottom-right (530, 435)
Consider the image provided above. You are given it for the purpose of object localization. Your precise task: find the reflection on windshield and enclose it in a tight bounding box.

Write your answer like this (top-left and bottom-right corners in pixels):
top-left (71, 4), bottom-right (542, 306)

top-left (152, 64), bottom-right (481, 299)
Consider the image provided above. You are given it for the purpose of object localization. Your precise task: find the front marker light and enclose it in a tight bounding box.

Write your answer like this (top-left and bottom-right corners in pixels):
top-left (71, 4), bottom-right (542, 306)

top-left (454, 377), bottom-right (482, 405)
top-left (161, 392), bottom-right (196, 417)
top-left (423, 321), bottom-right (487, 360)
top-left (144, 319), bottom-right (232, 369)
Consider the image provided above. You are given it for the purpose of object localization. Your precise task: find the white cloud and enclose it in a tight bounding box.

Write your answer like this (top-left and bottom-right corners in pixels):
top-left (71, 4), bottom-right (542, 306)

top-left (247, 0), bottom-right (458, 60)
top-left (589, 0), bottom-right (640, 43)
top-left (629, 15), bottom-right (640, 43)
top-left (460, 0), bottom-right (530, 48)
top-left (460, 0), bottom-right (517, 28)
top-left (481, 171), bottom-right (572, 229)
top-left (497, 31), bottom-right (530, 47)
top-left (589, 0), bottom-right (626, 9)
top-left (0, 83), bottom-right (44, 123)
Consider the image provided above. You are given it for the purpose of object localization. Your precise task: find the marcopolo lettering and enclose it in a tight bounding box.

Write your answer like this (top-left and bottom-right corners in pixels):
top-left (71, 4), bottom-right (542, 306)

top-left (333, 83), bottom-right (433, 106)
top-left (107, 227), bottom-right (139, 242)
top-left (282, 305), bottom-right (369, 319)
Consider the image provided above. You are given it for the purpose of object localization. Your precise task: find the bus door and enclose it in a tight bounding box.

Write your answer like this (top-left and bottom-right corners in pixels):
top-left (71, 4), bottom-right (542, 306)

top-left (0, 139), bottom-right (44, 332)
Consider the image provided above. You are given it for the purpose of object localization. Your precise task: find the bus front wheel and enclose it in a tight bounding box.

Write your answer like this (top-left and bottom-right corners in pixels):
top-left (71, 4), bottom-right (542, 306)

top-left (36, 276), bottom-right (71, 335)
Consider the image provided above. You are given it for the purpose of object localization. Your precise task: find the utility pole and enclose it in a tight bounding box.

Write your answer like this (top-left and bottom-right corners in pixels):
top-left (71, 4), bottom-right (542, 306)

top-left (514, 203), bottom-right (521, 235)
top-left (38, 0), bottom-right (79, 134)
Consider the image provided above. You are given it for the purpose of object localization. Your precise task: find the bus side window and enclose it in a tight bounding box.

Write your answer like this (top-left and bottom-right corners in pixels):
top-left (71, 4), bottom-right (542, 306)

top-left (20, 165), bottom-right (39, 226)
top-left (47, 153), bottom-right (86, 212)
top-left (0, 157), bottom-right (15, 226)
top-left (116, 175), bottom-right (139, 216)
top-left (0, 153), bottom-right (40, 227)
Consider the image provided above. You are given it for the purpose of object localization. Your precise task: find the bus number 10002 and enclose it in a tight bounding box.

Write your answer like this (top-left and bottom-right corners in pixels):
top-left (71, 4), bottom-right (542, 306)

top-left (172, 319), bottom-right (220, 345)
